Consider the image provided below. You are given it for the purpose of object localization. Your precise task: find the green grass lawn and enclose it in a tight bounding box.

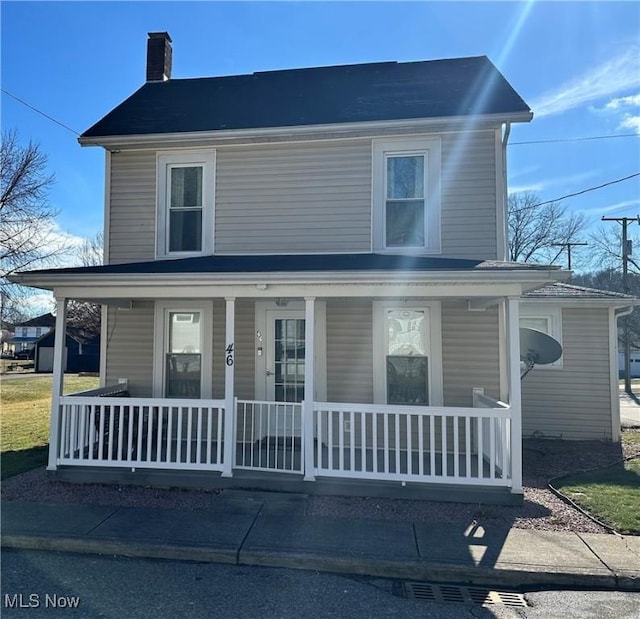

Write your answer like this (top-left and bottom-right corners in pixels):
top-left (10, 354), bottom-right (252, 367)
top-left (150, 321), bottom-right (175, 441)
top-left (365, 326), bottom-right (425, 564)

top-left (554, 431), bottom-right (640, 535)
top-left (1, 375), bottom-right (99, 479)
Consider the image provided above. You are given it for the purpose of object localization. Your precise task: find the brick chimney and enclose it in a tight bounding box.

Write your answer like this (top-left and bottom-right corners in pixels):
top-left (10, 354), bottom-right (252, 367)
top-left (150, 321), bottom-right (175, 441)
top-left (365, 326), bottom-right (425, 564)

top-left (146, 32), bottom-right (172, 82)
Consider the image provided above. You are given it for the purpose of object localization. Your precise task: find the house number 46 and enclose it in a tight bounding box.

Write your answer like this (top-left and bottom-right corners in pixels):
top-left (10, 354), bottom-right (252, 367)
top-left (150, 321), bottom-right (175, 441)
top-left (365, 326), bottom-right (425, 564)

top-left (226, 343), bottom-right (234, 366)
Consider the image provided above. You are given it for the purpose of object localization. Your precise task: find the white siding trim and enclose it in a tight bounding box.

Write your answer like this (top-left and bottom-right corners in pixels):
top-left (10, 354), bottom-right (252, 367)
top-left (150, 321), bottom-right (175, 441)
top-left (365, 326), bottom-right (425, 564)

top-left (99, 305), bottom-right (108, 387)
top-left (498, 300), bottom-right (508, 401)
top-left (372, 300), bottom-right (443, 406)
top-left (609, 307), bottom-right (621, 441)
top-left (103, 150), bottom-right (111, 264)
top-left (495, 126), bottom-right (506, 261)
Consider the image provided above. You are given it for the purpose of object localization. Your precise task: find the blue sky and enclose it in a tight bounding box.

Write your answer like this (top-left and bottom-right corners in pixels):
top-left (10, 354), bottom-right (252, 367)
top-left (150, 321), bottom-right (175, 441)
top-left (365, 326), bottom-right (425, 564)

top-left (2, 1), bottom-right (639, 265)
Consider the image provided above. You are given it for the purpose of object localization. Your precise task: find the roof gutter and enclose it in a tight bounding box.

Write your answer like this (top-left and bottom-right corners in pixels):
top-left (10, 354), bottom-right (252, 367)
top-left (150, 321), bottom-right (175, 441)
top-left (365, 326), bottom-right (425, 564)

top-left (78, 111), bottom-right (534, 148)
top-left (501, 122), bottom-right (512, 261)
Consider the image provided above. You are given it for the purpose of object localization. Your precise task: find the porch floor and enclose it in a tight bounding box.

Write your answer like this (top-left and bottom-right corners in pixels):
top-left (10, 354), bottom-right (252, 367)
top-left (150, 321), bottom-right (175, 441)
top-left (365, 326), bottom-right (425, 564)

top-left (50, 464), bottom-right (521, 505)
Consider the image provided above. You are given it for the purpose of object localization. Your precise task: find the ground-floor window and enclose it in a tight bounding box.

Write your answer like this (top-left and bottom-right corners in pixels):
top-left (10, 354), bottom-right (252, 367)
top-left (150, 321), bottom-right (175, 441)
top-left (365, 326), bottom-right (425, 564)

top-left (153, 301), bottom-right (213, 399)
top-left (373, 301), bottom-right (442, 406)
top-left (519, 303), bottom-right (563, 368)
top-left (166, 311), bottom-right (202, 397)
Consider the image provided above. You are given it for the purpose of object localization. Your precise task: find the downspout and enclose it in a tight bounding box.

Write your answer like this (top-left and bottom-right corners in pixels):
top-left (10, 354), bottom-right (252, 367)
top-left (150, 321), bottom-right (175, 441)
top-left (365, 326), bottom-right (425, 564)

top-left (611, 305), bottom-right (635, 440)
top-left (501, 122), bottom-right (511, 262)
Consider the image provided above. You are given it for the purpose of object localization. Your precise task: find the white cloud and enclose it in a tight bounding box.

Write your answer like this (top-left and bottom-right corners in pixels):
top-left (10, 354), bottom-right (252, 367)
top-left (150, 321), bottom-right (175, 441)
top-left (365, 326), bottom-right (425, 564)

top-left (581, 199), bottom-right (640, 216)
top-left (508, 183), bottom-right (544, 194)
top-left (606, 94), bottom-right (640, 110)
top-left (531, 47), bottom-right (640, 118)
top-left (620, 115), bottom-right (640, 134)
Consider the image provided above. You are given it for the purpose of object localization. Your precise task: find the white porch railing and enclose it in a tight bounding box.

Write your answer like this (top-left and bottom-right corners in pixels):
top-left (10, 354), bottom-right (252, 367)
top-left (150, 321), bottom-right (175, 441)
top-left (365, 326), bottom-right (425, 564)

top-left (473, 390), bottom-right (510, 478)
top-left (312, 401), bottom-right (512, 487)
top-left (54, 392), bottom-right (512, 487)
top-left (57, 394), bottom-right (225, 471)
top-left (235, 400), bottom-right (303, 473)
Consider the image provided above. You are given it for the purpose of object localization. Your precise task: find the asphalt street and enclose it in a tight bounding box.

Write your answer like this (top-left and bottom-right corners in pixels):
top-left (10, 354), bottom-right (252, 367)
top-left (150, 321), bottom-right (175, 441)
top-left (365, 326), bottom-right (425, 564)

top-left (2, 549), bottom-right (640, 619)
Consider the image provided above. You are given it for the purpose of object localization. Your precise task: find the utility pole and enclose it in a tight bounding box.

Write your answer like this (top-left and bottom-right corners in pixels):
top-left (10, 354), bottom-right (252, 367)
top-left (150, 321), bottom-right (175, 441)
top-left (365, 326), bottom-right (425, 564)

top-left (602, 216), bottom-right (639, 395)
top-left (550, 241), bottom-right (588, 271)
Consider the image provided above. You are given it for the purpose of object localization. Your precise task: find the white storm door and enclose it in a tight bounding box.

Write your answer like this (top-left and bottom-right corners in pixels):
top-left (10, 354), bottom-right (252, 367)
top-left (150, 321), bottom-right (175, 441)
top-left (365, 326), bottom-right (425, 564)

top-left (264, 310), bottom-right (305, 438)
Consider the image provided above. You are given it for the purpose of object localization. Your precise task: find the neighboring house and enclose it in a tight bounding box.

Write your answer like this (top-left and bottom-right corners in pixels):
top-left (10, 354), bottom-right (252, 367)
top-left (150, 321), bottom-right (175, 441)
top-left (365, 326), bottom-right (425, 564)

top-left (10, 313), bottom-right (56, 353)
top-left (34, 327), bottom-right (100, 374)
top-left (618, 350), bottom-right (640, 378)
top-left (11, 32), bottom-right (636, 503)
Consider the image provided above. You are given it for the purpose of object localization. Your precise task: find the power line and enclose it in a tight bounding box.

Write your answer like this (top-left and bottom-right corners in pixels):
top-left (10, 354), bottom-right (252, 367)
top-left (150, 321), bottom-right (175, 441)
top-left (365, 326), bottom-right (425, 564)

top-left (510, 133), bottom-right (639, 146)
top-left (1, 88), bottom-right (80, 136)
top-left (511, 172), bottom-right (640, 212)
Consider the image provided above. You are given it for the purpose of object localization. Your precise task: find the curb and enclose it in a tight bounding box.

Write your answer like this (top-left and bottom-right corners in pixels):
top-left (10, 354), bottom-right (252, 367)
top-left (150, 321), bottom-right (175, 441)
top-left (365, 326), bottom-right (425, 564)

top-left (3, 534), bottom-right (636, 592)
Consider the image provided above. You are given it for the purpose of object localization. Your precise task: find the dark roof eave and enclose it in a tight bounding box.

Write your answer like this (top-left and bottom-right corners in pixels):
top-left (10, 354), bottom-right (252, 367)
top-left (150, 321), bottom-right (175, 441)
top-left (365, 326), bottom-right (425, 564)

top-left (78, 111), bottom-right (533, 147)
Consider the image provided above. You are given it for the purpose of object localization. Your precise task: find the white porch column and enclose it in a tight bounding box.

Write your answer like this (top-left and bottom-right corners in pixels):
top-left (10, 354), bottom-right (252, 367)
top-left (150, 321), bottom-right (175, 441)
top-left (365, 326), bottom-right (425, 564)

top-left (222, 297), bottom-right (235, 477)
top-left (506, 296), bottom-right (522, 493)
top-left (303, 297), bottom-right (316, 481)
top-left (48, 297), bottom-right (68, 470)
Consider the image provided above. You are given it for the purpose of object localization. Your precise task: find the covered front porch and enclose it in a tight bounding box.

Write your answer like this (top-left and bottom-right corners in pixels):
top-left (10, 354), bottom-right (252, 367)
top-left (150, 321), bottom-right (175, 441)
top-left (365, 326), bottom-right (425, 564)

top-left (55, 389), bottom-right (512, 490)
top-left (13, 254), bottom-right (568, 501)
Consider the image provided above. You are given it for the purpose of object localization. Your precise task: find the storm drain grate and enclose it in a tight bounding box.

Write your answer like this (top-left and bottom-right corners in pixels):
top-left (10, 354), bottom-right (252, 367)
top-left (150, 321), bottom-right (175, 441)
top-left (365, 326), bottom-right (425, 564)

top-left (403, 582), bottom-right (527, 608)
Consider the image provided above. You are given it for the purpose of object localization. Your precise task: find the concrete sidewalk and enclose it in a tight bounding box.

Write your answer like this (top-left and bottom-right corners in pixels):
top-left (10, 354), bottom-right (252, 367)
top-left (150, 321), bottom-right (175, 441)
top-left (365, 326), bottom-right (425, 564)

top-left (2, 492), bottom-right (639, 591)
top-left (620, 392), bottom-right (640, 428)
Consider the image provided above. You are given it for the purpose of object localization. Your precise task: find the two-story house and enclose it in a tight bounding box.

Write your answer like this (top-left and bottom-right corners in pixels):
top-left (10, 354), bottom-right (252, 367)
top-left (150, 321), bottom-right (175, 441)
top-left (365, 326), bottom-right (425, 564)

top-left (12, 33), bottom-right (634, 503)
top-left (10, 312), bottom-right (56, 355)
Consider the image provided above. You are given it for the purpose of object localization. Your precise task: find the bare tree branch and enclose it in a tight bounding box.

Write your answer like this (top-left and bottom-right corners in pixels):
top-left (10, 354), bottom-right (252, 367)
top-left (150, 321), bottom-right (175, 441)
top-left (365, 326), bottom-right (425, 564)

top-left (0, 130), bottom-right (70, 327)
top-left (508, 191), bottom-right (586, 266)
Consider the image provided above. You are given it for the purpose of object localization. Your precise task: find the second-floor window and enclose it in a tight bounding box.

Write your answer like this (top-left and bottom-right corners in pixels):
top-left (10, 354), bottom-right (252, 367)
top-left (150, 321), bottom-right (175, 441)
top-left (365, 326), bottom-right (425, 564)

top-left (157, 151), bottom-right (215, 257)
top-left (372, 137), bottom-right (441, 254)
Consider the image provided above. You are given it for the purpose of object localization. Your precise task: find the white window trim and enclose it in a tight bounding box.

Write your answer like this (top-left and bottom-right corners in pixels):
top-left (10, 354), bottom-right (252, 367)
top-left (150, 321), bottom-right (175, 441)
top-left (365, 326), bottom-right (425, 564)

top-left (519, 303), bottom-right (563, 369)
top-left (153, 301), bottom-right (214, 398)
top-left (156, 150), bottom-right (216, 258)
top-left (372, 136), bottom-right (441, 254)
top-left (372, 300), bottom-right (443, 406)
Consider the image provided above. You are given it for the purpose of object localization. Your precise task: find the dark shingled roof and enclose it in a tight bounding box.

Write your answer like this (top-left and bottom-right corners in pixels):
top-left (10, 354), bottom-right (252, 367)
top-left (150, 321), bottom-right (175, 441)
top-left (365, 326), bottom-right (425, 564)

top-left (13, 312), bottom-right (56, 327)
top-left (17, 254), bottom-right (557, 277)
top-left (523, 283), bottom-right (635, 300)
top-left (81, 56), bottom-right (531, 139)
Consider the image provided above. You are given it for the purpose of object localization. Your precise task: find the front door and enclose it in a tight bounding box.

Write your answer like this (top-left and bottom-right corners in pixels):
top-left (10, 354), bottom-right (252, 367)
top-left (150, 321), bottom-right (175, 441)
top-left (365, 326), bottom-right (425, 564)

top-left (265, 310), bottom-right (305, 437)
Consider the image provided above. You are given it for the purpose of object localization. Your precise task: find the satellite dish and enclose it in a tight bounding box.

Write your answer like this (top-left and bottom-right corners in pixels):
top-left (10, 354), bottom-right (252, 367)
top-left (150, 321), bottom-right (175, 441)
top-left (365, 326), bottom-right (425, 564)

top-left (519, 327), bottom-right (563, 380)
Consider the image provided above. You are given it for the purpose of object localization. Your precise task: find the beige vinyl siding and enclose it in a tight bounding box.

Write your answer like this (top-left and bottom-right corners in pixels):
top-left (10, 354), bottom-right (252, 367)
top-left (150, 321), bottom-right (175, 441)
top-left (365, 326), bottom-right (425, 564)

top-left (440, 132), bottom-right (497, 260)
top-left (522, 308), bottom-right (612, 440)
top-left (104, 302), bottom-right (154, 397)
top-left (106, 129), bottom-right (499, 262)
top-left (109, 151), bottom-right (156, 264)
top-left (442, 301), bottom-right (501, 406)
top-left (215, 141), bottom-right (372, 253)
top-left (326, 299), bottom-right (374, 403)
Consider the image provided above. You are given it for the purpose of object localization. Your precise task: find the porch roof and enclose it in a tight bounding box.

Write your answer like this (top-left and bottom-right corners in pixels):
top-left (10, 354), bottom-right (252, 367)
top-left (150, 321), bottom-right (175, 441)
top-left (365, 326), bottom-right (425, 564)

top-left (9, 254), bottom-right (568, 300)
top-left (14, 253), bottom-right (556, 277)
